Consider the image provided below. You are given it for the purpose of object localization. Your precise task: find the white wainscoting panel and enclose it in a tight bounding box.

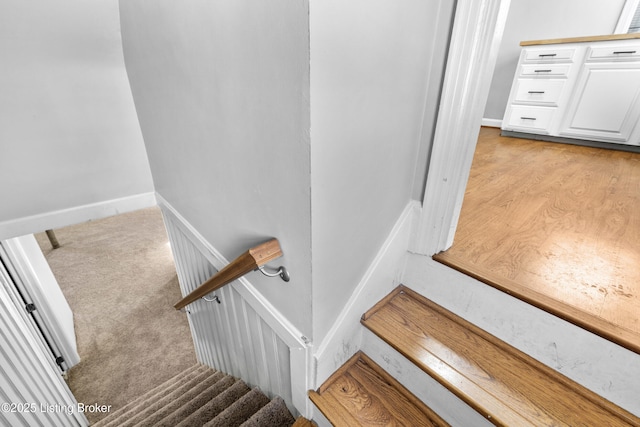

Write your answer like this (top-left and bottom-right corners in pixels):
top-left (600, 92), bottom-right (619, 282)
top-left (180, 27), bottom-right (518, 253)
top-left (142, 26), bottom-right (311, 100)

top-left (159, 198), bottom-right (311, 416)
top-left (0, 261), bottom-right (87, 427)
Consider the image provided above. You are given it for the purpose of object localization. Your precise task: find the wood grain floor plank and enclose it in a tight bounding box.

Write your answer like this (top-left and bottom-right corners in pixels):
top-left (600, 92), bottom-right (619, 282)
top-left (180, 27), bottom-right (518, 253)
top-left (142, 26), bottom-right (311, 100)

top-left (362, 286), bottom-right (640, 427)
top-left (348, 356), bottom-right (445, 427)
top-left (435, 127), bottom-right (640, 353)
top-left (309, 387), bottom-right (361, 426)
top-left (309, 351), bottom-right (449, 426)
top-left (292, 416), bottom-right (317, 427)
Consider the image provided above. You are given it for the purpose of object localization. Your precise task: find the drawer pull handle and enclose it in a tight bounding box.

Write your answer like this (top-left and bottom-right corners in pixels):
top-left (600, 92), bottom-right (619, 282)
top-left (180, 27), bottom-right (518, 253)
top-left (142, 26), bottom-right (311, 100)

top-left (538, 53), bottom-right (557, 57)
top-left (527, 91), bottom-right (545, 94)
top-left (613, 50), bottom-right (637, 54)
top-left (534, 69), bottom-right (552, 73)
top-left (521, 117), bottom-right (537, 120)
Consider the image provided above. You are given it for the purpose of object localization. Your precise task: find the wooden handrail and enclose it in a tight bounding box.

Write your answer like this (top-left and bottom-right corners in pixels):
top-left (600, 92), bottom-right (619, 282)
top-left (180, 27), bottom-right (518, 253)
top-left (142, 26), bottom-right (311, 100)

top-left (174, 238), bottom-right (283, 310)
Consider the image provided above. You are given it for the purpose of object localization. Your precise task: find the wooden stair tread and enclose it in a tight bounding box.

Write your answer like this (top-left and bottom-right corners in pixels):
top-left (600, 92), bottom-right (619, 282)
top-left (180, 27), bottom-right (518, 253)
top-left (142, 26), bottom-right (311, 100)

top-left (309, 351), bottom-right (449, 426)
top-left (292, 416), bottom-right (317, 426)
top-left (361, 285), bottom-right (640, 427)
top-left (433, 251), bottom-right (640, 354)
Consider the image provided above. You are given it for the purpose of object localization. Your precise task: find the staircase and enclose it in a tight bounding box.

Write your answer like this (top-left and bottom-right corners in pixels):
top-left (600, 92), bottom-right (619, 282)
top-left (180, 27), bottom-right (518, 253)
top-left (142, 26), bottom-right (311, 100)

top-left (310, 285), bottom-right (640, 426)
top-left (93, 363), bottom-right (305, 427)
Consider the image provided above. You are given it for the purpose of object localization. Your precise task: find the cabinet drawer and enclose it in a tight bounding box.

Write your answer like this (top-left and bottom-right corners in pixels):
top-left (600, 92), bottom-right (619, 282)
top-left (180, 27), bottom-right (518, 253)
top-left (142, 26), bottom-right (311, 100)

top-left (523, 47), bottom-right (576, 62)
top-left (513, 79), bottom-right (566, 105)
top-left (520, 64), bottom-right (571, 77)
top-left (504, 106), bottom-right (556, 133)
top-left (586, 44), bottom-right (640, 61)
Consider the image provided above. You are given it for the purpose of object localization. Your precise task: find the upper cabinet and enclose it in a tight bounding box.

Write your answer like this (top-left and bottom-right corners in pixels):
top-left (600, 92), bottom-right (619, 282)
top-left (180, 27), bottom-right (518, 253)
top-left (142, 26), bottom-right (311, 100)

top-left (502, 35), bottom-right (640, 147)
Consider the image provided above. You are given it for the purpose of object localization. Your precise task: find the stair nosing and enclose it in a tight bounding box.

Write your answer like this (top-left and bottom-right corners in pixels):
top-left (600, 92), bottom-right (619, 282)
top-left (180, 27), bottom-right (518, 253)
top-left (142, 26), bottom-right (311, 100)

top-left (362, 285), bottom-right (640, 427)
top-left (310, 350), bottom-right (449, 427)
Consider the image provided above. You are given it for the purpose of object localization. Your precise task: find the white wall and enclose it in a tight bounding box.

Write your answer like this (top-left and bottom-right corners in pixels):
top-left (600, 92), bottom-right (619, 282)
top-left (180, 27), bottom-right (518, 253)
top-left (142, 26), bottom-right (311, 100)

top-left (120, 0), bottom-right (451, 345)
top-left (119, 0), bottom-right (313, 337)
top-left (309, 0), bottom-right (453, 343)
top-left (0, 0), bottom-right (154, 238)
top-left (483, 0), bottom-right (627, 122)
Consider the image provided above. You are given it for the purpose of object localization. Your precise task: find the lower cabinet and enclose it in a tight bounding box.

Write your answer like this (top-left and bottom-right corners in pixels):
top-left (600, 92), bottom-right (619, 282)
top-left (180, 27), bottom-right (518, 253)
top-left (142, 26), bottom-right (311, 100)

top-left (503, 105), bottom-right (557, 134)
top-left (559, 62), bottom-right (640, 143)
top-left (502, 38), bottom-right (640, 147)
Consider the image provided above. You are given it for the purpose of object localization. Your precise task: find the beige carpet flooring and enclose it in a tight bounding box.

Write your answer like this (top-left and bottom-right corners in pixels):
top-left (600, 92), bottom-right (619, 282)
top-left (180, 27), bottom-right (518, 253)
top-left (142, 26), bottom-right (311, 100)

top-left (36, 207), bottom-right (197, 424)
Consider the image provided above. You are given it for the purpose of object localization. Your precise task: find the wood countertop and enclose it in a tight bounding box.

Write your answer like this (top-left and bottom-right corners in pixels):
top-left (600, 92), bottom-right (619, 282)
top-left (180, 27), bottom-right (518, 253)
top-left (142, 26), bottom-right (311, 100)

top-left (521, 33), bottom-right (640, 46)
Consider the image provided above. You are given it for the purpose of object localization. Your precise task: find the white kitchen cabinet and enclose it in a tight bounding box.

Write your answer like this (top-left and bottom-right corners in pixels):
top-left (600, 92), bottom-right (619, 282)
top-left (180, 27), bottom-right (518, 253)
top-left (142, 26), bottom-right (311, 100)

top-left (502, 44), bottom-right (580, 135)
top-left (502, 35), bottom-right (640, 147)
top-left (503, 105), bottom-right (557, 133)
top-left (512, 79), bottom-right (567, 106)
top-left (559, 62), bottom-right (640, 143)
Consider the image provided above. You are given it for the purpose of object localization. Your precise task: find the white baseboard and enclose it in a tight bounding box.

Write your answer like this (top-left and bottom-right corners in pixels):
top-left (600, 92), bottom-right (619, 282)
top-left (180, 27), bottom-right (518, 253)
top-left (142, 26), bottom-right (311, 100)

top-left (482, 118), bottom-right (502, 128)
top-left (313, 200), bottom-right (421, 386)
top-left (0, 192), bottom-right (157, 240)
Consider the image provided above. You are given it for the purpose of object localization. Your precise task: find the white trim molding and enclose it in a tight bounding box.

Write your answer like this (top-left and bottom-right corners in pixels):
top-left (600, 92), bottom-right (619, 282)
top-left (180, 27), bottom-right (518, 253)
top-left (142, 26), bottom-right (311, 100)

top-left (615, 0), bottom-right (640, 34)
top-left (1, 236), bottom-right (80, 370)
top-left (313, 201), bottom-right (421, 385)
top-left (413, 0), bottom-right (511, 256)
top-left (156, 194), bottom-right (313, 417)
top-left (482, 118), bottom-right (503, 128)
top-left (0, 259), bottom-right (88, 426)
top-left (0, 192), bottom-right (157, 240)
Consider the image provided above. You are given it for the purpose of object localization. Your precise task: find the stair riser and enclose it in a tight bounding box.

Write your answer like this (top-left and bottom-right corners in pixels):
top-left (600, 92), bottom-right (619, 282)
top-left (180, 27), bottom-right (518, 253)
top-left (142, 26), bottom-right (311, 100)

top-left (402, 256), bottom-right (640, 416)
top-left (361, 328), bottom-right (492, 427)
top-left (308, 403), bottom-right (332, 427)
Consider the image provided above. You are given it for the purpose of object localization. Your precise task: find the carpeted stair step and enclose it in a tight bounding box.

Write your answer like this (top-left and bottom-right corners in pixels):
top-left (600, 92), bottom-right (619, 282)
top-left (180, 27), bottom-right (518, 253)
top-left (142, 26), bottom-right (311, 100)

top-left (93, 363), bottom-right (300, 427)
top-left (242, 396), bottom-right (297, 427)
top-left (152, 374), bottom-right (237, 427)
top-left (203, 387), bottom-right (271, 427)
top-left (94, 364), bottom-right (209, 427)
top-left (127, 370), bottom-right (226, 426)
top-left (174, 379), bottom-right (251, 427)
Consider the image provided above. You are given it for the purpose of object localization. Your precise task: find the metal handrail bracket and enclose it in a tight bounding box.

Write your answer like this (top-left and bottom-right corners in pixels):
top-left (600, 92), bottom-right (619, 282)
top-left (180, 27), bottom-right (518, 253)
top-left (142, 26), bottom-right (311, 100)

top-left (174, 238), bottom-right (288, 310)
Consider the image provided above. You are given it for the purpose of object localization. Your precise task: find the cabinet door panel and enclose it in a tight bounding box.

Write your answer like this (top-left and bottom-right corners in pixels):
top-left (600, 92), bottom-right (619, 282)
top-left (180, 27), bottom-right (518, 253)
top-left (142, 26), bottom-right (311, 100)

top-left (559, 63), bottom-right (640, 142)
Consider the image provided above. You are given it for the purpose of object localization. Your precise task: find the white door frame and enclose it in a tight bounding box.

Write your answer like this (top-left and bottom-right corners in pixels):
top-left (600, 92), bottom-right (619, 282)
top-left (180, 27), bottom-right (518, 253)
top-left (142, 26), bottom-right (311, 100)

top-left (1, 236), bottom-right (80, 370)
top-left (413, 0), bottom-right (511, 256)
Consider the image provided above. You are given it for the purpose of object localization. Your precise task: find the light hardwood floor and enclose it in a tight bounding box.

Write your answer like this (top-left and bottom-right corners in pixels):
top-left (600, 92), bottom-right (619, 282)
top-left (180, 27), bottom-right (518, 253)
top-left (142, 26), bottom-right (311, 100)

top-left (435, 127), bottom-right (640, 353)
